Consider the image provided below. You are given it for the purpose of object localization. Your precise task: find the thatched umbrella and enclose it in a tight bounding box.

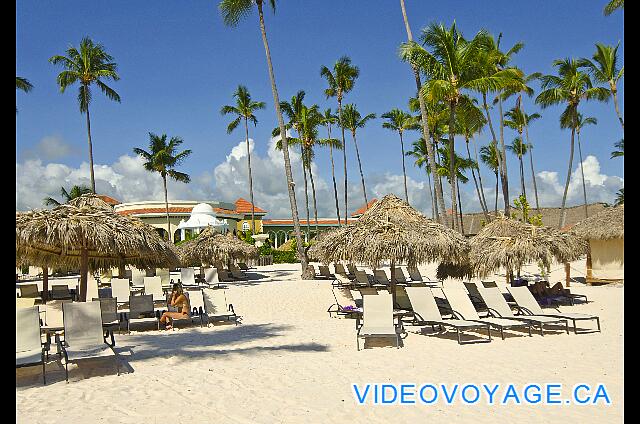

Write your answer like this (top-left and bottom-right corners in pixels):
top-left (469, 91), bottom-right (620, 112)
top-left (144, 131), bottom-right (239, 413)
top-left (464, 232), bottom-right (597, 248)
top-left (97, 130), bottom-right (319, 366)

top-left (570, 205), bottom-right (623, 282)
top-left (177, 226), bottom-right (258, 268)
top-left (469, 214), bottom-right (588, 282)
top-left (308, 194), bottom-right (470, 304)
top-left (16, 194), bottom-right (180, 301)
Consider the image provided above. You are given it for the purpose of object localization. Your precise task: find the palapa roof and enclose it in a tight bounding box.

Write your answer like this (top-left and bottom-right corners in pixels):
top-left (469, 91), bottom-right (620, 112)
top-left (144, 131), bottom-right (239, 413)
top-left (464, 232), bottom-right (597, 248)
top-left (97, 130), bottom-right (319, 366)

top-left (569, 205), bottom-right (624, 240)
top-left (308, 194), bottom-right (469, 268)
top-left (469, 214), bottom-right (588, 278)
top-left (16, 194), bottom-right (180, 270)
top-left (178, 227), bottom-right (258, 266)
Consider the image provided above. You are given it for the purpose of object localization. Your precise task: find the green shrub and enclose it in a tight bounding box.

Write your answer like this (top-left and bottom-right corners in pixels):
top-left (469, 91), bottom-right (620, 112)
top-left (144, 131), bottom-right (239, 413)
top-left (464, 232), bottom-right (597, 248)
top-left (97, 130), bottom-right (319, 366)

top-left (272, 250), bottom-right (298, 263)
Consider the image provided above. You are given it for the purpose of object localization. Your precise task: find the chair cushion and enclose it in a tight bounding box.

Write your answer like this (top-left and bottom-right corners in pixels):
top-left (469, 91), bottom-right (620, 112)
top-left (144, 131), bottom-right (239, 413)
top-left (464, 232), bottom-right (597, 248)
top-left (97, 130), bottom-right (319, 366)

top-left (16, 348), bottom-right (43, 366)
top-left (359, 326), bottom-right (398, 336)
top-left (65, 344), bottom-right (114, 362)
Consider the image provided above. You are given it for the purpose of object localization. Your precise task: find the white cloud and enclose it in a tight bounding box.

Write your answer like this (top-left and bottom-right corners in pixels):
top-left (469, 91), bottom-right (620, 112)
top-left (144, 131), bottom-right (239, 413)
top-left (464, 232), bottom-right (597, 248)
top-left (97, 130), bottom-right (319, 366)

top-left (21, 135), bottom-right (76, 162)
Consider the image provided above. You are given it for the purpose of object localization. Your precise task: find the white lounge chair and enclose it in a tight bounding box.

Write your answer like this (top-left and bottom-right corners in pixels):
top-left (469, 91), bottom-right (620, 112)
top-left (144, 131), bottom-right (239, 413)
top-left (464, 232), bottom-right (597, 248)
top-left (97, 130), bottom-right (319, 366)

top-left (405, 287), bottom-right (491, 344)
top-left (356, 293), bottom-right (401, 350)
top-left (60, 301), bottom-right (119, 382)
top-left (507, 286), bottom-right (600, 334)
top-left (202, 288), bottom-right (239, 325)
top-left (143, 276), bottom-right (165, 302)
top-left (476, 286), bottom-right (569, 336)
top-left (110, 278), bottom-right (131, 306)
top-left (155, 268), bottom-right (171, 287)
top-left (92, 297), bottom-right (121, 341)
top-left (442, 285), bottom-right (533, 340)
top-left (180, 268), bottom-right (197, 286)
top-left (16, 306), bottom-right (47, 384)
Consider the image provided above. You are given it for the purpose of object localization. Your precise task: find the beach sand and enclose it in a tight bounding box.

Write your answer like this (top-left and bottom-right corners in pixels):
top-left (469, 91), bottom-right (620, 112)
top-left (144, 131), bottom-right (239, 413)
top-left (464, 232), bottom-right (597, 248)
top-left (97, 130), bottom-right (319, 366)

top-left (16, 261), bottom-right (623, 423)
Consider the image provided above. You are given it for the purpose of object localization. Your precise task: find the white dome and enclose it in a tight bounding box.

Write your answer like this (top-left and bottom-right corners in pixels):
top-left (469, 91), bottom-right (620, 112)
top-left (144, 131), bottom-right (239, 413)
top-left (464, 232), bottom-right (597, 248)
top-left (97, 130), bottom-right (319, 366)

top-left (191, 203), bottom-right (215, 216)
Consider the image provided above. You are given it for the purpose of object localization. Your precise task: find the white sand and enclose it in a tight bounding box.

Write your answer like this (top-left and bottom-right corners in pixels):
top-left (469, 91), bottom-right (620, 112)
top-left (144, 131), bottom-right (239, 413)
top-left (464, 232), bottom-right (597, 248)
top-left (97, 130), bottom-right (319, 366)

top-left (17, 261), bottom-right (623, 423)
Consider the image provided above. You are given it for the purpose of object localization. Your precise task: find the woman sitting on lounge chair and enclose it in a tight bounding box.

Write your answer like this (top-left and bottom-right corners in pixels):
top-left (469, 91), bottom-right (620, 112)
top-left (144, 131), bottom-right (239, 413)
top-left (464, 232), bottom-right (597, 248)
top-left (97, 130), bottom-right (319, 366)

top-left (529, 281), bottom-right (570, 298)
top-left (159, 283), bottom-right (190, 330)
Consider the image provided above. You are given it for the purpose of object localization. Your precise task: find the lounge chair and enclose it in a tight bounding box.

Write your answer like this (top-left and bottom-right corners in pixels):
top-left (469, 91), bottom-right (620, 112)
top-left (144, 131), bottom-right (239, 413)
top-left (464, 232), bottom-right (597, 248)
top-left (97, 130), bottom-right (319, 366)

top-left (327, 287), bottom-right (359, 318)
top-left (92, 297), bottom-right (121, 342)
top-left (507, 286), bottom-right (600, 334)
top-left (110, 278), bottom-right (131, 307)
top-left (373, 270), bottom-right (390, 286)
top-left (180, 268), bottom-right (197, 287)
top-left (60, 301), bottom-right (119, 382)
top-left (19, 283), bottom-right (41, 300)
top-left (354, 270), bottom-right (372, 286)
top-left (534, 281), bottom-right (588, 305)
top-left (155, 268), bottom-right (171, 287)
top-left (16, 306), bottom-right (48, 384)
top-left (358, 287), bottom-right (378, 296)
top-left (442, 285), bottom-right (533, 340)
top-left (347, 263), bottom-right (359, 276)
top-left (475, 286), bottom-right (569, 336)
top-left (202, 288), bottom-right (239, 325)
top-left (143, 276), bottom-right (165, 302)
top-left (318, 265), bottom-right (336, 279)
top-left (356, 293), bottom-right (402, 350)
top-left (203, 268), bottom-right (221, 287)
top-left (404, 287), bottom-right (492, 344)
top-left (229, 265), bottom-right (247, 280)
top-left (463, 282), bottom-right (488, 311)
top-left (216, 267), bottom-right (235, 283)
top-left (237, 262), bottom-right (254, 271)
top-left (407, 267), bottom-right (424, 282)
top-left (16, 297), bottom-right (37, 309)
top-left (393, 286), bottom-right (413, 311)
top-left (334, 263), bottom-right (353, 279)
top-left (127, 294), bottom-right (159, 333)
top-left (51, 283), bottom-right (74, 301)
top-left (85, 276), bottom-right (99, 302)
top-left (350, 289), bottom-right (364, 308)
top-left (186, 289), bottom-right (206, 327)
top-left (393, 267), bottom-right (410, 284)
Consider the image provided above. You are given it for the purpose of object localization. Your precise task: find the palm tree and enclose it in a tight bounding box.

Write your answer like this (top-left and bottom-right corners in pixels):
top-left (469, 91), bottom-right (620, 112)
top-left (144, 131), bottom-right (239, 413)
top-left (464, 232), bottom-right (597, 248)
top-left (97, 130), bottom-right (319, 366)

top-left (340, 104), bottom-right (376, 208)
top-left (455, 100), bottom-right (490, 221)
top-left (43, 185), bottom-right (93, 207)
top-left (614, 187), bottom-right (624, 205)
top-left (506, 137), bottom-right (530, 199)
top-left (219, 0), bottom-right (311, 278)
top-left (611, 139), bottom-right (624, 158)
top-left (381, 108), bottom-right (419, 203)
top-left (480, 141), bottom-right (501, 215)
top-left (572, 114), bottom-right (598, 219)
top-left (407, 137), bottom-right (435, 219)
top-left (581, 43), bottom-right (624, 129)
top-left (536, 58), bottom-right (610, 228)
top-left (320, 108), bottom-right (343, 225)
top-left (503, 107), bottom-right (542, 200)
top-left (133, 133), bottom-right (192, 241)
top-left (16, 76), bottom-right (33, 112)
top-left (400, 23), bottom-right (523, 231)
top-left (436, 142), bottom-right (477, 234)
top-left (604, 0), bottom-right (624, 15)
top-left (320, 57), bottom-right (359, 225)
top-left (49, 37), bottom-right (121, 193)
top-left (397, 0), bottom-right (446, 227)
top-left (220, 85), bottom-right (265, 234)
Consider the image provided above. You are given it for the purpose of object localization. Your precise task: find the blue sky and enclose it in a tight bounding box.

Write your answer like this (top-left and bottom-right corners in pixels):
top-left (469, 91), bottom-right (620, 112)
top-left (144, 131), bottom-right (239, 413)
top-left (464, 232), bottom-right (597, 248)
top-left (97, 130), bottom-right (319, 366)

top-left (16, 1), bottom-right (624, 216)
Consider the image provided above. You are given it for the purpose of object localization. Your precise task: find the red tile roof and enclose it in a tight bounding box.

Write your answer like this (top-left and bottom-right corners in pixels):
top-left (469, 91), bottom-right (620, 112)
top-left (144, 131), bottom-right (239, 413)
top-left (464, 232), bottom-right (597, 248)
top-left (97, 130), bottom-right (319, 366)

top-left (117, 207), bottom-right (192, 216)
top-left (235, 198), bottom-right (267, 214)
top-left (97, 194), bottom-right (120, 205)
top-left (263, 219), bottom-right (354, 225)
top-left (351, 198), bottom-right (378, 217)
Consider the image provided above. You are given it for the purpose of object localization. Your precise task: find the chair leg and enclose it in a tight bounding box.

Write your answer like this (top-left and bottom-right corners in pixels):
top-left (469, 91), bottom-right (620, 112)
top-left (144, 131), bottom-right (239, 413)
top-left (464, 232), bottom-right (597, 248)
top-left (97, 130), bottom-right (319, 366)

top-left (457, 329), bottom-right (461, 345)
top-left (500, 327), bottom-right (504, 340)
top-left (42, 352), bottom-right (46, 385)
top-left (539, 324), bottom-right (544, 336)
top-left (596, 317), bottom-right (601, 332)
top-left (487, 325), bottom-right (492, 341)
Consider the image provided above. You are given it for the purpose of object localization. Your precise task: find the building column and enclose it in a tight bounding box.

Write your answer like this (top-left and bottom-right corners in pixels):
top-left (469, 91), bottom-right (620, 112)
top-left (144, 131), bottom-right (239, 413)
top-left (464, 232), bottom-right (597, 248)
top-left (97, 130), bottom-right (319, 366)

top-left (180, 228), bottom-right (185, 241)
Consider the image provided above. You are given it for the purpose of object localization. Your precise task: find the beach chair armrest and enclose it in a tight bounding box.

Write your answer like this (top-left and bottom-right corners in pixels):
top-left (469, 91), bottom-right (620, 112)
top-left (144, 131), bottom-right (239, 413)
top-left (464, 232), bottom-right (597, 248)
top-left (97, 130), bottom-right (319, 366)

top-left (485, 307), bottom-right (503, 318)
top-left (517, 306), bottom-right (535, 315)
top-left (228, 304), bottom-right (235, 314)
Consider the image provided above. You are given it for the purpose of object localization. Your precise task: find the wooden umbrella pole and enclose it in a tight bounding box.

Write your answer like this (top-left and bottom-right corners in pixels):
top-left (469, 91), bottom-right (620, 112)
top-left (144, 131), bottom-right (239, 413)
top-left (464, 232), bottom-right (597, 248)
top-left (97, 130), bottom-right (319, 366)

top-left (564, 262), bottom-right (571, 288)
top-left (80, 238), bottom-right (88, 302)
top-left (42, 266), bottom-right (49, 303)
top-left (390, 259), bottom-right (396, 308)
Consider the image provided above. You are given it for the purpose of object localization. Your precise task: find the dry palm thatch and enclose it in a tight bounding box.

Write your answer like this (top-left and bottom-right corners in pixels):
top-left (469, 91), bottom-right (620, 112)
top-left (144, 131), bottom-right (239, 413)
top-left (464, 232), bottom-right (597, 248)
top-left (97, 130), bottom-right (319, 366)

top-left (308, 194), bottom-right (469, 269)
top-left (470, 214), bottom-right (588, 279)
top-left (177, 227), bottom-right (258, 267)
top-left (436, 261), bottom-right (474, 280)
top-left (569, 204), bottom-right (624, 240)
top-left (16, 194), bottom-right (180, 300)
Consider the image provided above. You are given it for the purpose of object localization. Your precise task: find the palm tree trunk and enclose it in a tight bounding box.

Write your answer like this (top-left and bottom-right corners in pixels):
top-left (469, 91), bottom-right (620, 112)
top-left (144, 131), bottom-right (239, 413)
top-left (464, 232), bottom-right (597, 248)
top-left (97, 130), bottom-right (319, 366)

top-left (244, 118), bottom-right (256, 234)
top-left (398, 0), bottom-right (445, 226)
top-left (399, 131), bottom-right (409, 203)
top-left (338, 96), bottom-right (348, 226)
top-left (482, 93), bottom-right (507, 215)
top-left (471, 135), bottom-right (490, 219)
top-left (257, 2), bottom-right (311, 279)
top-left (426, 168), bottom-right (435, 219)
top-left (559, 127), bottom-right (576, 229)
top-left (466, 137), bottom-right (489, 221)
top-left (85, 102), bottom-right (96, 193)
top-left (518, 130), bottom-right (526, 199)
top-left (448, 101), bottom-right (458, 231)
top-left (42, 266), bottom-right (49, 303)
top-left (308, 159), bottom-right (319, 234)
top-left (352, 130), bottom-right (368, 207)
top-left (79, 241), bottom-right (88, 302)
top-left (611, 84), bottom-right (624, 129)
top-left (498, 96), bottom-right (510, 215)
top-left (457, 185), bottom-right (465, 235)
top-left (328, 133), bottom-right (342, 225)
top-left (494, 172), bottom-right (499, 215)
top-left (577, 128), bottom-right (589, 219)
top-left (301, 143), bottom-right (311, 236)
top-left (524, 122), bottom-right (541, 214)
top-left (163, 174), bottom-right (171, 241)
top-left (432, 134), bottom-right (447, 219)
